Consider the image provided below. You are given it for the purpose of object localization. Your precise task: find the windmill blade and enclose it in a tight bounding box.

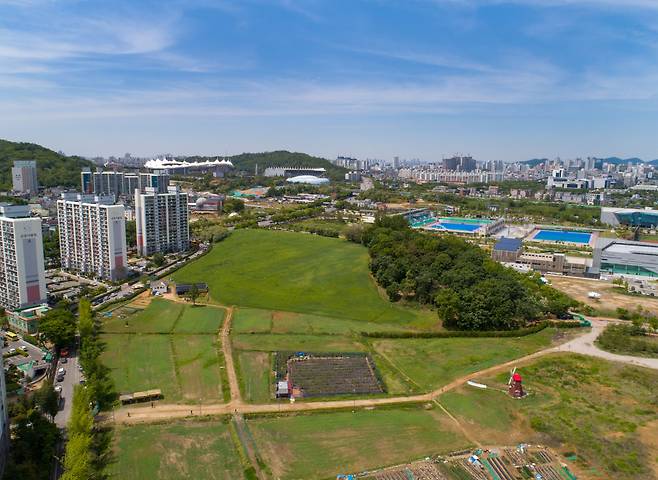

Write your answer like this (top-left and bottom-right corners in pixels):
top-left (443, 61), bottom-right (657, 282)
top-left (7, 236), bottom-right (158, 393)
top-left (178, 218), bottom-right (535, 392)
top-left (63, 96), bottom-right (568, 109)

top-left (508, 366), bottom-right (516, 385)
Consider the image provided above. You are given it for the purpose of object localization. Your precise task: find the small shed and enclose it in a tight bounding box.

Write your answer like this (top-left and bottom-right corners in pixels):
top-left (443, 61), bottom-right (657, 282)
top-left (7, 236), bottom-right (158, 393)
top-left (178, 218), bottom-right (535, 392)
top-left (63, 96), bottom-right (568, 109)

top-left (150, 280), bottom-right (169, 296)
top-left (275, 381), bottom-right (290, 398)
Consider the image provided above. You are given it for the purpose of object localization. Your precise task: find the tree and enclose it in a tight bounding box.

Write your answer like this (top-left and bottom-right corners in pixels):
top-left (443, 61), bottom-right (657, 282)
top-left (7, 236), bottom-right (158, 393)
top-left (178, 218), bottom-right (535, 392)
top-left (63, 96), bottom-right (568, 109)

top-left (62, 386), bottom-right (94, 480)
top-left (188, 284), bottom-right (200, 305)
top-left (223, 197), bottom-right (245, 214)
top-left (125, 220), bottom-right (137, 248)
top-left (78, 298), bottom-right (94, 340)
top-left (151, 252), bottom-right (166, 267)
top-left (39, 308), bottom-right (76, 349)
top-left (34, 383), bottom-right (60, 419)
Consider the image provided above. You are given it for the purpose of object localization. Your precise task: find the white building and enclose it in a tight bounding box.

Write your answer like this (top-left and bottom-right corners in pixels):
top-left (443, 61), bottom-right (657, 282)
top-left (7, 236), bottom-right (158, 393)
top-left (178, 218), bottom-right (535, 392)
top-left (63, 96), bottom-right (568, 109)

top-left (57, 194), bottom-right (127, 281)
top-left (135, 186), bottom-right (189, 257)
top-left (12, 160), bottom-right (39, 194)
top-left (0, 204), bottom-right (47, 311)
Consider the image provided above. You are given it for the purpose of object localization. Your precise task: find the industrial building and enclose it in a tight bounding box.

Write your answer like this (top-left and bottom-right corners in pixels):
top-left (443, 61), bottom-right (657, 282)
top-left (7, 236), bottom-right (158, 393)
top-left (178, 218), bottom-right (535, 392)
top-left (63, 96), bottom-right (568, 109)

top-left (57, 193), bottom-right (127, 281)
top-left (592, 238), bottom-right (658, 278)
top-left (135, 186), bottom-right (189, 256)
top-left (12, 160), bottom-right (39, 194)
top-left (600, 207), bottom-right (658, 228)
top-left (0, 204), bottom-right (47, 311)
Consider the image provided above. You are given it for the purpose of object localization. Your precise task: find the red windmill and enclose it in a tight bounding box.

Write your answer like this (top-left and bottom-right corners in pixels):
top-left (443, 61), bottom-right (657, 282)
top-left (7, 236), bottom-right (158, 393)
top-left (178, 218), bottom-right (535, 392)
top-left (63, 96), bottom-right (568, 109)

top-left (508, 367), bottom-right (525, 398)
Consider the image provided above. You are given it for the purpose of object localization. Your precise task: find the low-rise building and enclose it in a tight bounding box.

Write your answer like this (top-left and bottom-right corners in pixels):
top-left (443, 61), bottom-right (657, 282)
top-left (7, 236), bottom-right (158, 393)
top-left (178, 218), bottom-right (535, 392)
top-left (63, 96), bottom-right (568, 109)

top-left (592, 238), bottom-right (658, 278)
top-left (492, 238), bottom-right (523, 263)
top-left (7, 304), bottom-right (50, 335)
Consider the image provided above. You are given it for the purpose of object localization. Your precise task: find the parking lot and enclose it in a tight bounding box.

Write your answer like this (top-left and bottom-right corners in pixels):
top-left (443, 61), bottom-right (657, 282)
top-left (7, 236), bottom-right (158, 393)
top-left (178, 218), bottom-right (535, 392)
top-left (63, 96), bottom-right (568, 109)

top-left (1, 331), bottom-right (51, 378)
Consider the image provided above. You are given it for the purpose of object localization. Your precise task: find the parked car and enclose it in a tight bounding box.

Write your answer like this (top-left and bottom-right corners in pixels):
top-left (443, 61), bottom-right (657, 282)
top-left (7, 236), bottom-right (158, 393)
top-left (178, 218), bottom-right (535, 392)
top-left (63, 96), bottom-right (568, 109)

top-left (56, 374), bottom-right (65, 382)
top-left (54, 385), bottom-right (62, 393)
top-left (19, 345), bottom-right (28, 352)
top-left (57, 367), bottom-right (66, 375)
top-left (61, 357), bottom-right (68, 364)
top-left (8, 348), bottom-right (16, 354)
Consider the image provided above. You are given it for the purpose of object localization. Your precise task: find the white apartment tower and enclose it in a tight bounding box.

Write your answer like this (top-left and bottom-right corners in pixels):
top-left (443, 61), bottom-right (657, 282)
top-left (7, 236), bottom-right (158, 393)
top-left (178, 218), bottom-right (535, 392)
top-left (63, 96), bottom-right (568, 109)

top-left (0, 204), bottom-right (47, 311)
top-left (12, 160), bottom-right (39, 194)
top-left (57, 194), bottom-right (127, 281)
top-left (135, 186), bottom-right (189, 256)
top-left (0, 354), bottom-right (7, 477)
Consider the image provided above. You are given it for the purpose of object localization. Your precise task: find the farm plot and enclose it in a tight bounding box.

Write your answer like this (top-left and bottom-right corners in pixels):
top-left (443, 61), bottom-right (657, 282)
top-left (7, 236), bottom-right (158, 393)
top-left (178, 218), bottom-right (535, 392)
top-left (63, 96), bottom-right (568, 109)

top-left (247, 406), bottom-right (471, 480)
top-left (275, 352), bottom-right (384, 397)
top-left (109, 420), bottom-right (244, 480)
top-left (103, 298), bottom-right (184, 333)
top-left (366, 462), bottom-right (450, 480)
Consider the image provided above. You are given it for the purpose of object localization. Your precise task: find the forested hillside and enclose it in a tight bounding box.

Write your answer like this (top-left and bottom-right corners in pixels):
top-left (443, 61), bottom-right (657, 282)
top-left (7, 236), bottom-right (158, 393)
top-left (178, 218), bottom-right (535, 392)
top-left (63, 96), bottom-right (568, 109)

top-left (0, 139), bottom-right (94, 189)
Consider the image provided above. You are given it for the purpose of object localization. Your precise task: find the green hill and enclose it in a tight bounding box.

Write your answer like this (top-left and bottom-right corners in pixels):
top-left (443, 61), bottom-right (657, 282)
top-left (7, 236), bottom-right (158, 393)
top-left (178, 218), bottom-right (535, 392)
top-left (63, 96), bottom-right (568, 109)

top-left (184, 150), bottom-right (347, 180)
top-left (0, 139), bottom-right (94, 190)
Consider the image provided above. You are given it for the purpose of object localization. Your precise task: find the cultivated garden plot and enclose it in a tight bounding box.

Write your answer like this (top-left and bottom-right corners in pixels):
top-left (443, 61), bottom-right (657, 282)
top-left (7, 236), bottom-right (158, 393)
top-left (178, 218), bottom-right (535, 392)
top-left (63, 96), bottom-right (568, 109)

top-left (274, 352), bottom-right (384, 397)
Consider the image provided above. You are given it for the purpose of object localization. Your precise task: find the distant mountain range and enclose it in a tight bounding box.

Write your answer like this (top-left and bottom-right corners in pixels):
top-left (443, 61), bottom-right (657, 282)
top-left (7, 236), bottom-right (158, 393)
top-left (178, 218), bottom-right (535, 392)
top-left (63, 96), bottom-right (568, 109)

top-left (522, 157), bottom-right (658, 167)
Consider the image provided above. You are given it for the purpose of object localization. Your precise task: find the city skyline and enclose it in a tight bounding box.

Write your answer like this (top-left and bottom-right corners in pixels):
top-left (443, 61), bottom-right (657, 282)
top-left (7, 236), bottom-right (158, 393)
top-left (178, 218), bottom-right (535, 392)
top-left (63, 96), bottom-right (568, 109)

top-left (2, 0), bottom-right (658, 161)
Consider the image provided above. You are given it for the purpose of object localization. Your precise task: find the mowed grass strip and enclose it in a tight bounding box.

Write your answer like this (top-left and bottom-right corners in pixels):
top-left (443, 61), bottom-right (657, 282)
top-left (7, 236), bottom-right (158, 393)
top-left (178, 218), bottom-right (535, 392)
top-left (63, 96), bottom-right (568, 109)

top-left (232, 333), bottom-right (365, 353)
top-left (109, 420), bottom-right (244, 480)
top-left (233, 307), bottom-right (417, 335)
top-left (173, 305), bottom-right (225, 333)
top-left (236, 351), bottom-right (271, 403)
top-left (172, 335), bottom-right (223, 403)
top-left (248, 406), bottom-right (471, 480)
top-left (173, 229), bottom-right (436, 328)
top-left (103, 298), bottom-right (184, 333)
top-left (372, 328), bottom-right (555, 391)
top-left (102, 334), bottom-right (179, 399)
top-left (440, 354), bottom-right (658, 480)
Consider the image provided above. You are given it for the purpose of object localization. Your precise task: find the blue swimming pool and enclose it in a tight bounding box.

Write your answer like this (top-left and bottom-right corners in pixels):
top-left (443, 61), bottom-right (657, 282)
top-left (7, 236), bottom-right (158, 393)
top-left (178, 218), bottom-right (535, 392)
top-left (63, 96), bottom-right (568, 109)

top-left (431, 222), bottom-right (483, 232)
top-left (534, 230), bottom-right (591, 244)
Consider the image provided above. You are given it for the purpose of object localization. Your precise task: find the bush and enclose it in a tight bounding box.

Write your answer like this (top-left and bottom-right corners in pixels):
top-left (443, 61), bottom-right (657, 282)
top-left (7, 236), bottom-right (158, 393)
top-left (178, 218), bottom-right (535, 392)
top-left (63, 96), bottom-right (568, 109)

top-left (361, 322), bottom-right (549, 338)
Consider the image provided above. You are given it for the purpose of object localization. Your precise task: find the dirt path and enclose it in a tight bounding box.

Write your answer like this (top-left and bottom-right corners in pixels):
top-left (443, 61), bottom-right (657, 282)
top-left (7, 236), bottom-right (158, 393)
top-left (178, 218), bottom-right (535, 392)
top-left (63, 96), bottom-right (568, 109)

top-left (234, 413), bottom-right (267, 480)
top-left (107, 318), bottom-right (658, 426)
top-left (222, 306), bottom-right (241, 402)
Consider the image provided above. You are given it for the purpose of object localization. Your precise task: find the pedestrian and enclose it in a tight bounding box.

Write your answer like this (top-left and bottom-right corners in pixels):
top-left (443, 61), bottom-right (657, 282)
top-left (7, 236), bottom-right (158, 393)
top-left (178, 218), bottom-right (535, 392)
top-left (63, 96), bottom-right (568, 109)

top-left (190, 410), bottom-right (193, 415)
top-left (151, 402), bottom-right (154, 408)
top-left (127, 412), bottom-right (130, 418)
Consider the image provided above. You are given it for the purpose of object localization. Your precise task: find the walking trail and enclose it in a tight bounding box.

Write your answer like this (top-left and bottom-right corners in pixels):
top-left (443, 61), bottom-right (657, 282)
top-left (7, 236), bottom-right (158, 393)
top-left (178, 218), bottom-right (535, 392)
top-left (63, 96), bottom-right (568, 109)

top-left (107, 316), bottom-right (658, 426)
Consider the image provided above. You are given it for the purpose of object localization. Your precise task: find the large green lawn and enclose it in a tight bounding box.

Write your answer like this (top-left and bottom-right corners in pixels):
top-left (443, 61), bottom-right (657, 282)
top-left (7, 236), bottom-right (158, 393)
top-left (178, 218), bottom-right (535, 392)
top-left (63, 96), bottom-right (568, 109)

top-left (173, 229), bottom-right (436, 328)
top-left (109, 420), bottom-right (244, 479)
top-left (440, 354), bottom-right (658, 480)
top-left (371, 328), bottom-right (556, 391)
top-left (248, 406), bottom-right (471, 480)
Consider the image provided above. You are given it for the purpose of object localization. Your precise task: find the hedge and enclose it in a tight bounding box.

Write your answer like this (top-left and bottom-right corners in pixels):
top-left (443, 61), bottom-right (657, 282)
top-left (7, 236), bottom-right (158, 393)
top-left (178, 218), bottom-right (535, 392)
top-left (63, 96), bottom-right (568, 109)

top-left (361, 320), bottom-right (587, 339)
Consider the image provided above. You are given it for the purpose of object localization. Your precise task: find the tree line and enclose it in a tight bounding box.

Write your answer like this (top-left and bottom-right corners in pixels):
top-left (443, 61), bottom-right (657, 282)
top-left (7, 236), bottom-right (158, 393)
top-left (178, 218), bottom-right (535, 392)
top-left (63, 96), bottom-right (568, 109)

top-left (351, 215), bottom-right (576, 330)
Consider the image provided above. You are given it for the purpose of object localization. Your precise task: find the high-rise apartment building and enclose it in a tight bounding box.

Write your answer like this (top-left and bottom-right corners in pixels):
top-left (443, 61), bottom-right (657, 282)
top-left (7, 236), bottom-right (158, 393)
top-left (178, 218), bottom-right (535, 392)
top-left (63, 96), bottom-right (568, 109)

top-left (81, 169), bottom-right (168, 199)
top-left (0, 354), bottom-right (8, 477)
top-left (135, 186), bottom-right (189, 257)
top-left (0, 204), bottom-right (47, 311)
top-left (12, 160), bottom-right (39, 194)
top-left (57, 194), bottom-right (127, 281)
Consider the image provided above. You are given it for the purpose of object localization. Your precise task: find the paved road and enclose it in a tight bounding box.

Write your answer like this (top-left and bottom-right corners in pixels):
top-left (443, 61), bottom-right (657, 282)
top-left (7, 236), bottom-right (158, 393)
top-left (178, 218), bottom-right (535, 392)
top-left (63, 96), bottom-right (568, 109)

top-left (553, 318), bottom-right (658, 370)
top-left (54, 352), bottom-right (83, 428)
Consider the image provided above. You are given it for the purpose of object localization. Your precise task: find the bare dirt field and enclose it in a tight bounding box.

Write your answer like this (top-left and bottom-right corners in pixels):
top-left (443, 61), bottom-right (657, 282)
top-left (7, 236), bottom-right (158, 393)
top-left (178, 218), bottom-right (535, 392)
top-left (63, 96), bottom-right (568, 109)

top-left (549, 275), bottom-right (658, 315)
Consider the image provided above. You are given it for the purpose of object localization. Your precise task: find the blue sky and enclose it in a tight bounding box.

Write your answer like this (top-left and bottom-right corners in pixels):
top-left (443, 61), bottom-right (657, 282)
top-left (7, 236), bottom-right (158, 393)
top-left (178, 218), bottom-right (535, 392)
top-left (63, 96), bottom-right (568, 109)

top-left (1, 0), bottom-right (658, 161)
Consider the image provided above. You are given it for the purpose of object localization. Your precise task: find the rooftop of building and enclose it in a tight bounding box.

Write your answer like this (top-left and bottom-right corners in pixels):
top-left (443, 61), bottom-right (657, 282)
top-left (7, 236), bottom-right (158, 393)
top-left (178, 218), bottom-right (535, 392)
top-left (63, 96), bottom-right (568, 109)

top-left (493, 237), bottom-right (523, 252)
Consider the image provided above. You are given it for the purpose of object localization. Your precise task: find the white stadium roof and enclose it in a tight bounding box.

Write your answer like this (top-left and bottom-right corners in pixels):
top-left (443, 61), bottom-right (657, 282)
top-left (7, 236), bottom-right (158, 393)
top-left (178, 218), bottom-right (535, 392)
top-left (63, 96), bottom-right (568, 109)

top-left (285, 175), bottom-right (330, 185)
top-left (144, 157), bottom-right (234, 170)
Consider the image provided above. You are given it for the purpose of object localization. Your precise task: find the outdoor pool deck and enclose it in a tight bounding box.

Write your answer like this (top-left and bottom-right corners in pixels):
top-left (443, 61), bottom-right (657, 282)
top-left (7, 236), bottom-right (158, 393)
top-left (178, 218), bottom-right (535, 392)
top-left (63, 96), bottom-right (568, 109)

top-left (527, 228), bottom-right (597, 246)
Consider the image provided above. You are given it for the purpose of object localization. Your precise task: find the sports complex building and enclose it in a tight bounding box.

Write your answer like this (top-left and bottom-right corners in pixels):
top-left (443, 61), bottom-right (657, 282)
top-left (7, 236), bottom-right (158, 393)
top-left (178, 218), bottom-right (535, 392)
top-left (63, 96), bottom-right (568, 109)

top-left (592, 238), bottom-right (658, 278)
top-left (404, 209), bottom-right (505, 236)
top-left (600, 207), bottom-right (658, 228)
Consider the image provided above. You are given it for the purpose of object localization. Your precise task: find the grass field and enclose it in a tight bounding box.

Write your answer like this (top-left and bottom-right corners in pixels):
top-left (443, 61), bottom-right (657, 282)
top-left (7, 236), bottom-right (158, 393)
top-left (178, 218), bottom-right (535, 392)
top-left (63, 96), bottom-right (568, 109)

top-left (236, 351), bottom-right (271, 403)
top-left (101, 299), bottom-right (225, 402)
top-left (233, 333), bottom-right (365, 353)
top-left (101, 333), bottom-right (224, 402)
top-left (233, 307), bottom-right (415, 335)
top-left (440, 354), bottom-right (658, 480)
top-left (173, 229), bottom-right (436, 328)
top-left (109, 420), bottom-right (244, 479)
top-left (371, 328), bottom-right (556, 391)
top-left (103, 299), bottom-right (225, 334)
top-left (247, 406), bottom-right (472, 480)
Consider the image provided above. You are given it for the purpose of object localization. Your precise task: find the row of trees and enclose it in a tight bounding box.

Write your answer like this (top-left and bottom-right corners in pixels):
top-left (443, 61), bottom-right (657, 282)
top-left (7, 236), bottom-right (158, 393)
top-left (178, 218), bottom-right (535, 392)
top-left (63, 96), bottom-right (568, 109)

top-left (60, 298), bottom-right (115, 479)
top-left (357, 216), bottom-right (576, 330)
